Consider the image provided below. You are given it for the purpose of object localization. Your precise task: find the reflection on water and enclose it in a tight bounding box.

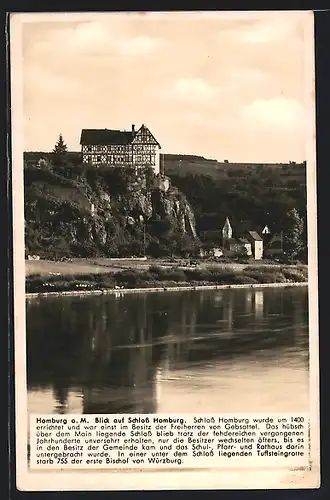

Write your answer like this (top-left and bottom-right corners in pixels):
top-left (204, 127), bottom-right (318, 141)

top-left (26, 286), bottom-right (309, 414)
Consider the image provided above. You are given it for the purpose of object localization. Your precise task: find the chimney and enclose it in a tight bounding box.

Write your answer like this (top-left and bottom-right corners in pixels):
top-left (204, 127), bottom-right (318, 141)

top-left (132, 124), bottom-right (135, 136)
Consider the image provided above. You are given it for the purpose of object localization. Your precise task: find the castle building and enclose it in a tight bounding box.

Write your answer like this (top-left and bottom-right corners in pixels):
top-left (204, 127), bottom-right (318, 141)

top-left (80, 124), bottom-right (161, 174)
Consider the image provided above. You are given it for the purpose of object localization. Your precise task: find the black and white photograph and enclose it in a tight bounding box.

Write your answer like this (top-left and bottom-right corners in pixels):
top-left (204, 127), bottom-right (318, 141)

top-left (10, 10), bottom-right (319, 491)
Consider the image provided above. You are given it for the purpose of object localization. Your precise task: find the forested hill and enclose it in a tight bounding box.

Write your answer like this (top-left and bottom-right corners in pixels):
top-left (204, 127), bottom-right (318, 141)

top-left (166, 163), bottom-right (307, 240)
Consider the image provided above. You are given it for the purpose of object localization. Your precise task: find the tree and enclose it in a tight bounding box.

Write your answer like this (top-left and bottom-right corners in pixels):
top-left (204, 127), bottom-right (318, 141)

top-left (53, 134), bottom-right (68, 155)
top-left (282, 208), bottom-right (304, 261)
top-left (175, 232), bottom-right (201, 258)
top-left (52, 134), bottom-right (69, 169)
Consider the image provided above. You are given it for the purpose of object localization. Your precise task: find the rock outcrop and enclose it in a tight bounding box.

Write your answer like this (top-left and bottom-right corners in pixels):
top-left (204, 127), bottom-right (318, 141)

top-left (24, 164), bottom-right (199, 258)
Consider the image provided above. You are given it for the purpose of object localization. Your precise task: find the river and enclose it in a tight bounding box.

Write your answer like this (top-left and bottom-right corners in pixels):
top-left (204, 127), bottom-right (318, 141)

top-left (26, 286), bottom-right (309, 415)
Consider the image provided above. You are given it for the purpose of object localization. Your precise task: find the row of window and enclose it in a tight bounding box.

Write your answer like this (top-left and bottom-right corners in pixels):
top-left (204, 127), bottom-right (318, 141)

top-left (133, 144), bottom-right (157, 152)
top-left (83, 154), bottom-right (156, 164)
top-left (84, 145), bottom-right (130, 153)
top-left (83, 144), bottom-right (157, 153)
top-left (135, 155), bottom-right (155, 164)
top-left (133, 133), bottom-right (156, 144)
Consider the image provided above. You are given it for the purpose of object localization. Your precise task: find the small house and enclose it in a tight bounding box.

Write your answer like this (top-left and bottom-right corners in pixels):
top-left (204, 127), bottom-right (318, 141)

top-left (199, 217), bottom-right (266, 260)
top-left (223, 237), bottom-right (252, 257)
top-left (222, 218), bottom-right (254, 257)
top-left (245, 231), bottom-right (263, 260)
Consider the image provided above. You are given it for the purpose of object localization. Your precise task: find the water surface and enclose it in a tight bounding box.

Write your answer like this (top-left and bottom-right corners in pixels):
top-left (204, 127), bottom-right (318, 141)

top-left (26, 286), bottom-right (309, 414)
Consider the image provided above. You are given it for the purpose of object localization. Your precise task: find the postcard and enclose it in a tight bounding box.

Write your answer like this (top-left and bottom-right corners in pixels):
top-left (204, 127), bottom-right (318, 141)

top-left (10, 10), bottom-right (319, 491)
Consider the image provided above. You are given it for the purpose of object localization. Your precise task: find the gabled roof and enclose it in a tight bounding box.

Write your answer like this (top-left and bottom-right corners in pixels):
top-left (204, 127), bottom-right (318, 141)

top-left (261, 225), bottom-right (271, 234)
top-left (222, 216), bottom-right (232, 230)
top-left (80, 124), bottom-right (161, 147)
top-left (247, 230), bottom-right (263, 241)
top-left (80, 129), bottom-right (133, 145)
top-left (133, 124), bottom-right (161, 147)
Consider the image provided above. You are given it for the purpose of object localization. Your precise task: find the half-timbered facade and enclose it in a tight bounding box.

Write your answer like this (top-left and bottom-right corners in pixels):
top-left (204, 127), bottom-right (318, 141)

top-left (80, 124), bottom-right (161, 174)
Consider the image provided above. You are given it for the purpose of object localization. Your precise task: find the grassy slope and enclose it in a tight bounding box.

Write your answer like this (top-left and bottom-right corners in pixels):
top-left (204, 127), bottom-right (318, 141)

top-left (26, 258), bottom-right (249, 276)
top-left (25, 258), bottom-right (308, 294)
top-left (163, 154), bottom-right (306, 182)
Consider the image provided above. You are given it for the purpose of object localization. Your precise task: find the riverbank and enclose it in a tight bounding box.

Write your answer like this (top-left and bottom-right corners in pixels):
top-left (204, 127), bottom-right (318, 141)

top-left (26, 261), bottom-right (308, 297)
top-left (26, 281), bottom-right (307, 299)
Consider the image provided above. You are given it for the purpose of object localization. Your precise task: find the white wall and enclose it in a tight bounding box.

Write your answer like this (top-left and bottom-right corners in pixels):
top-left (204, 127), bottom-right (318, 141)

top-left (154, 150), bottom-right (160, 175)
top-left (254, 241), bottom-right (263, 260)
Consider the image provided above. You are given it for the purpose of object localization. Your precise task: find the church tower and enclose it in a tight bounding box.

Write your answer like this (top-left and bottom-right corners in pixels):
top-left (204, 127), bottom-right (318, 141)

top-left (222, 217), bottom-right (233, 245)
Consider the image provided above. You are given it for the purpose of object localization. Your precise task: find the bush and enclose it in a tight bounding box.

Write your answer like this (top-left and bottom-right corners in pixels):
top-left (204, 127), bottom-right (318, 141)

top-left (148, 265), bottom-right (163, 276)
top-left (47, 273), bottom-right (75, 282)
top-left (97, 274), bottom-right (116, 288)
top-left (281, 267), bottom-right (307, 282)
top-left (184, 268), bottom-right (212, 282)
top-left (72, 273), bottom-right (96, 282)
top-left (235, 257), bottom-right (254, 264)
top-left (28, 273), bottom-right (42, 279)
top-left (243, 265), bottom-right (278, 273)
top-left (148, 265), bottom-right (187, 282)
top-left (244, 271), bottom-right (287, 283)
top-left (215, 256), bottom-right (232, 263)
top-left (138, 270), bottom-right (154, 281)
top-left (26, 277), bottom-right (45, 292)
top-left (294, 264), bottom-right (308, 273)
top-left (212, 272), bottom-right (237, 284)
top-left (238, 275), bottom-right (260, 284)
top-left (229, 274), bottom-right (260, 284)
top-left (115, 269), bottom-right (140, 286)
top-left (161, 267), bottom-right (187, 281)
top-left (205, 264), bottom-right (231, 274)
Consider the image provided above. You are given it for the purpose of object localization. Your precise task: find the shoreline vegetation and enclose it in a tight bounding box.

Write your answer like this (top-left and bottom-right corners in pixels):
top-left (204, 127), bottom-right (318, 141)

top-left (25, 259), bottom-right (308, 297)
top-left (26, 282), bottom-right (307, 299)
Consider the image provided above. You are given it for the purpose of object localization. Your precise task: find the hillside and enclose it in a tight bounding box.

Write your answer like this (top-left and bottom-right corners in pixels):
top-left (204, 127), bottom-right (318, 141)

top-left (23, 151), bottom-right (307, 262)
top-left (24, 151), bottom-right (306, 184)
top-left (24, 159), bottom-right (199, 260)
top-left (162, 153), bottom-right (306, 184)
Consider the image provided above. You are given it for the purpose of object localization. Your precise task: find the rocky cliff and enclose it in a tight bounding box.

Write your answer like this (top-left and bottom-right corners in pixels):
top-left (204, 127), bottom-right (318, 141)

top-left (24, 161), bottom-right (199, 258)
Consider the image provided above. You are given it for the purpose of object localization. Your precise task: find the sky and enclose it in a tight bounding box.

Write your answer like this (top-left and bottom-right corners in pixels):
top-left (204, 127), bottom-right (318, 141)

top-left (18, 11), bottom-right (314, 162)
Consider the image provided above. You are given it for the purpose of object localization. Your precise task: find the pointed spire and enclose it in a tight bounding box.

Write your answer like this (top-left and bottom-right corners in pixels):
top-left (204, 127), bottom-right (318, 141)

top-left (222, 216), bottom-right (233, 240)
